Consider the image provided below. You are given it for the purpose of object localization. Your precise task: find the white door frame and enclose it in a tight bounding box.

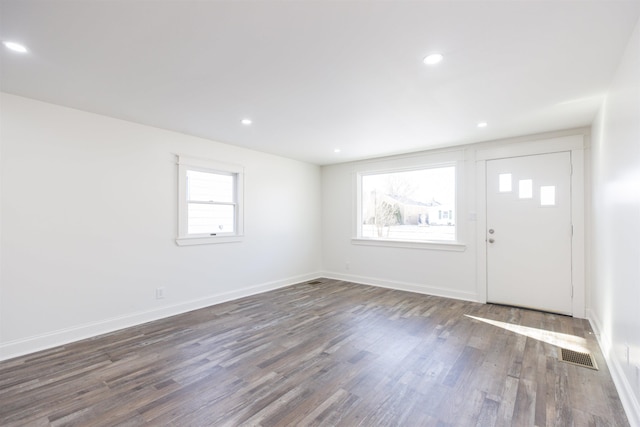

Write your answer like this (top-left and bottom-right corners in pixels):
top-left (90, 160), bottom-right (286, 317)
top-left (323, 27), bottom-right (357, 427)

top-left (475, 134), bottom-right (586, 318)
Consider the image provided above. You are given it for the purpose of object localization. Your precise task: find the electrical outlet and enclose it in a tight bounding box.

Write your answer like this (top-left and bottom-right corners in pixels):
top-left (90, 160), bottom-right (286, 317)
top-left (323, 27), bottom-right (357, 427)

top-left (155, 287), bottom-right (165, 299)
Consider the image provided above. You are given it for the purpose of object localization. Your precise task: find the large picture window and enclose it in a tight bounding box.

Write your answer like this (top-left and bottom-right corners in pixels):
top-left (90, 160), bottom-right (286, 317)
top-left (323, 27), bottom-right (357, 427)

top-left (358, 165), bottom-right (456, 242)
top-left (177, 156), bottom-right (244, 246)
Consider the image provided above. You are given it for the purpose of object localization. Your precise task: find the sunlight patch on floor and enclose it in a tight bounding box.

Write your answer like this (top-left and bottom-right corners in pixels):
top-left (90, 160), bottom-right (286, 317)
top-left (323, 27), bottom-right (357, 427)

top-left (465, 315), bottom-right (589, 353)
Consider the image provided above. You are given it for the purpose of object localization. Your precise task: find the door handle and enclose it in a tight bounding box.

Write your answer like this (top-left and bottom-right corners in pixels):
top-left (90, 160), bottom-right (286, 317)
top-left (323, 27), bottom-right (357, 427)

top-left (488, 238), bottom-right (495, 243)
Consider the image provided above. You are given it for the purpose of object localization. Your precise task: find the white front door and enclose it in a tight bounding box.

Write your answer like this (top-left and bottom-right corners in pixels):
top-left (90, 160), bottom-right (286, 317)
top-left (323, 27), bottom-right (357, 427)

top-left (486, 152), bottom-right (573, 315)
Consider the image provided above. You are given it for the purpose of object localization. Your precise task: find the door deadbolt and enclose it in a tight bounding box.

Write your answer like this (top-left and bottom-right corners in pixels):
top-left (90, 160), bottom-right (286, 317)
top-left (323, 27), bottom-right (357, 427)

top-left (488, 229), bottom-right (495, 234)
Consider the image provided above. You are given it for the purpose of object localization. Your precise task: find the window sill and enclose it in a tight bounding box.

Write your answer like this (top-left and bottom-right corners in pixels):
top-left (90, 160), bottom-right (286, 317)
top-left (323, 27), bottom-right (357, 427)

top-left (351, 238), bottom-right (466, 251)
top-left (176, 235), bottom-right (244, 246)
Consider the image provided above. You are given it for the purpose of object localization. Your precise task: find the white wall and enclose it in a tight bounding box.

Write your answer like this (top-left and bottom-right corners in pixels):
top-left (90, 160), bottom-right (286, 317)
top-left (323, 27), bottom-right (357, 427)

top-left (590, 17), bottom-right (640, 426)
top-left (0, 93), bottom-right (322, 360)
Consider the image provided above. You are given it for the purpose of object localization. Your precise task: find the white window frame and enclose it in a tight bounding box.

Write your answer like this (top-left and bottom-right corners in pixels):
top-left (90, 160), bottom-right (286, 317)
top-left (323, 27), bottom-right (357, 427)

top-left (353, 154), bottom-right (465, 251)
top-left (176, 155), bottom-right (244, 246)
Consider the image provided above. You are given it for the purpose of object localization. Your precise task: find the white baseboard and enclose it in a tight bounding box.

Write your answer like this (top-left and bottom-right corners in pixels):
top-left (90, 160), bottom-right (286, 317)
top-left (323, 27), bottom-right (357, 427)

top-left (320, 271), bottom-right (478, 302)
top-left (0, 272), bottom-right (322, 362)
top-left (588, 309), bottom-right (640, 427)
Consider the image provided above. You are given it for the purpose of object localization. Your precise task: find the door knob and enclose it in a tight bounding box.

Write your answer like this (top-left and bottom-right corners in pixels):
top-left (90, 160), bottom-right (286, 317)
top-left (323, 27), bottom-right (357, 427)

top-left (488, 238), bottom-right (495, 243)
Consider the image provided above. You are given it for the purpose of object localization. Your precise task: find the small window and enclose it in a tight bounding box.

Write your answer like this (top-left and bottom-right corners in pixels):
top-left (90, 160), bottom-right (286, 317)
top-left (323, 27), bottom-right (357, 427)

top-left (177, 156), bottom-right (244, 246)
top-left (498, 173), bottom-right (512, 192)
top-left (518, 179), bottom-right (533, 199)
top-left (357, 165), bottom-right (456, 242)
top-left (540, 186), bottom-right (556, 206)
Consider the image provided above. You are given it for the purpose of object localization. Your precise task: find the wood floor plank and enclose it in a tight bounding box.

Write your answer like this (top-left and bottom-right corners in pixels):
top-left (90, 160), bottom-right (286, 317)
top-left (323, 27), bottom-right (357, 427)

top-left (0, 279), bottom-right (630, 426)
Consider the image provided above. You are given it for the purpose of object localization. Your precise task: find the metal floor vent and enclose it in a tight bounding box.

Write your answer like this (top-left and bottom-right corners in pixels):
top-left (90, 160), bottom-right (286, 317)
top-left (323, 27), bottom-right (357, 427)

top-left (559, 348), bottom-right (598, 370)
top-left (308, 280), bottom-right (323, 285)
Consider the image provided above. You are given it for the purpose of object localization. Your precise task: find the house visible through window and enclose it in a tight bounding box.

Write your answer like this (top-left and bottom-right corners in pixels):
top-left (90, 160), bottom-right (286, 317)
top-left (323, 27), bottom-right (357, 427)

top-left (358, 166), bottom-right (456, 242)
top-left (177, 156), bottom-right (244, 246)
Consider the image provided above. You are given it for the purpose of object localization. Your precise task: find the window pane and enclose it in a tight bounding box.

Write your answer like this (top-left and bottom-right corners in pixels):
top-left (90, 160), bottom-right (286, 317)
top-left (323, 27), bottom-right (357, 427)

top-left (518, 179), bottom-right (533, 199)
top-left (187, 170), bottom-right (234, 203)
top-left (187, 203), bottom-right (235, 234)
top-left (499, 173), bottom-right (512, 192)
top-left (540, 186), bottom-right (556, 206)
top-left (361, 166), bottom-right (456, 241)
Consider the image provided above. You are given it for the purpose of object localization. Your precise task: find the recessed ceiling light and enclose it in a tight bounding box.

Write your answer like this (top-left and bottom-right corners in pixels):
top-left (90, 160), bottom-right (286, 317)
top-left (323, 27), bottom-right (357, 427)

top-left (241, 118), bottom-right (252, 125)
top-left (477, 122), bottom-right (488, 128)
top-left (334, 148), bottom-right (341, 153)
top-left (423, 53), bottom-right (443, 65)
top-left (3, 41), bottom-right (28, 53)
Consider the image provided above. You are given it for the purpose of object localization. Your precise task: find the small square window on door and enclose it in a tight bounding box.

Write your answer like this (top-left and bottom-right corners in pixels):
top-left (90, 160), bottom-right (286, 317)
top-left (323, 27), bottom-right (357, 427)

top-left (498, 173), bottom-right (512, 192)
top-left (540, 186), bottom-right (556, 206)
top-left (518, 179), bottom-right (533, 199)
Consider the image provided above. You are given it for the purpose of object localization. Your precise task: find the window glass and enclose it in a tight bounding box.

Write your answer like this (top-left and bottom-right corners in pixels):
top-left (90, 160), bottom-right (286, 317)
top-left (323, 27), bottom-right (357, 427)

top-left (540, 186), bottom-right (556, 206)
top-left (519, 179), bottom-right (533, 199)
top-left (187, 170), bottom-right (234, 203)
top-left (187, 203), bottom-right (235, 234)
top-left (359, 166), bottom-right (456, 242)
top-left (499, 173), bottom-right (512, 192)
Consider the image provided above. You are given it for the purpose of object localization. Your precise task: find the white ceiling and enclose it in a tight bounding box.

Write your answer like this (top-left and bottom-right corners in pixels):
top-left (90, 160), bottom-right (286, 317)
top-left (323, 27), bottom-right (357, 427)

top-left (1, 1), bottom-right (639, 165)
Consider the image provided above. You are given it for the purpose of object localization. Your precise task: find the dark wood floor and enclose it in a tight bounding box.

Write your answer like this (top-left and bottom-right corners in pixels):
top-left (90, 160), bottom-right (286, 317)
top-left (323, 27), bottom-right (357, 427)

top-left (0, 279), bottom-right (629, 426)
